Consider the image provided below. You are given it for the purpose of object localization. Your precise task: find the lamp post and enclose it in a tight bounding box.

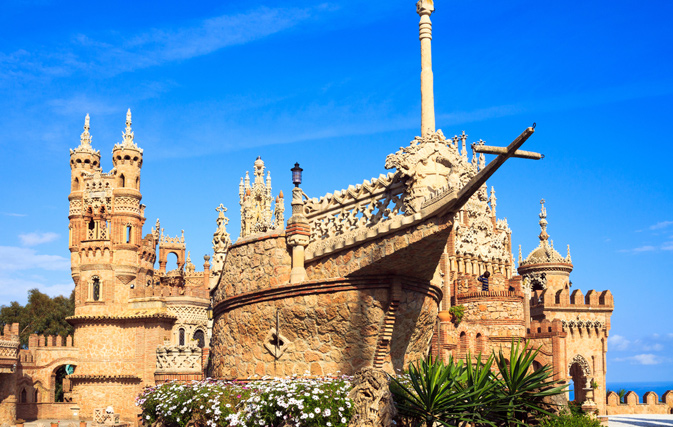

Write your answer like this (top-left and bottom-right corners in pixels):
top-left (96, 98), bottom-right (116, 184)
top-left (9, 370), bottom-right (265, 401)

top-left (286, 162), bottom-right (310, 283)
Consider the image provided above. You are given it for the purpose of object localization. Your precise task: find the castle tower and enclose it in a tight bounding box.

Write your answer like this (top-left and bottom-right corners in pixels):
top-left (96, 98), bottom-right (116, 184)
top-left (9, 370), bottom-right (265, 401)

top-left (69, 110), bottom-right (148, 316)
top-left (518, 199), bottom-right (573, 294)
top-left (519, 199), bottom-right (613, 414)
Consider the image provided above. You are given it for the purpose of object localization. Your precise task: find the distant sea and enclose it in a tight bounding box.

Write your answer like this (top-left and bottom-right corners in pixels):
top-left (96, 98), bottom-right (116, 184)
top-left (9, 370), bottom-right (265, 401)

top-left (606, 381), bottom-right (673, 399)
top-left (567, 382), bottom-right (673, 401)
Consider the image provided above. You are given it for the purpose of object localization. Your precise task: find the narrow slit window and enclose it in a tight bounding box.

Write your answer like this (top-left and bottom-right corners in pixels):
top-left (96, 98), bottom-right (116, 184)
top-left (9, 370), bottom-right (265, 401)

top-left (179, 328), bottom-right (185, 346)
top-left (126, 226), bottom-right (132, 243)
top-left (92, 278), bottom-right (100, 301)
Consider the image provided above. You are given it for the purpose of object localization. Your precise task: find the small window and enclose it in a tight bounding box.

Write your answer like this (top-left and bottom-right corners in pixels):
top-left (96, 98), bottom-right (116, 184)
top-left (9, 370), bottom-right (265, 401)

top-left (126, 226), bottom-right (132, 243)
top-left (73, 177), bottom-right (80, 191)
top-left (88, 220), bottom-right (95, 231)
top-left (179, 328), bottom-right (185, 346)
top-left (34, 389), bottom-right (39, 402)
top-left (92, 278), bottom-right (100, 301)
top-left (20, 388), bottom-right (27, 403)
top-left (120, 174), bottom-right (126, 187)
top-left (193, 330), bottom-right (205, 348)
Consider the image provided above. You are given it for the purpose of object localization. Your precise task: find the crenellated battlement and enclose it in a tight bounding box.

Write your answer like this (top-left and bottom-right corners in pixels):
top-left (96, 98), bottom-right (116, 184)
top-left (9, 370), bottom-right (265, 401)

top-left (606, 390), bottom-right (673, 415)
top-left (531, 288), bottom-right (613, 309)
top-left (526, 319), bottom-right (565, 337)
top-left (27, 333), bottom-right (74, 348)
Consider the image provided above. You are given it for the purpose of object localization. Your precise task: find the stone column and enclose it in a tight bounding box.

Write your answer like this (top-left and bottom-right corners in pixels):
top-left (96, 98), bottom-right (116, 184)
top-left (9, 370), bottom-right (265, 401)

top-left (417, 0), bottom-right (435, 135)
top-left (286, 187), bottom-right (310, 284)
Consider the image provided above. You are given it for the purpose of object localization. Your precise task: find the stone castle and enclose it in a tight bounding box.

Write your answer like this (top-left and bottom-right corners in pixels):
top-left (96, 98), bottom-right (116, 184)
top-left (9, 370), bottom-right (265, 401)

top-left (3, 1), bottom-right (669, 425)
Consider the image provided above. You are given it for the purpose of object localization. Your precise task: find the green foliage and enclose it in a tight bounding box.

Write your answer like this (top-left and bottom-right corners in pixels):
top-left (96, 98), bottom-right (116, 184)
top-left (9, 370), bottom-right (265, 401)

top-left (0, 288), bottom-right (75, 347)
top-left (568, 400), bottom-right (584, 416)
top-left (448, 305), bottom-right (465, 325)
top-left (617, 388), bottom-right (626, 403)
top-left (390, 355), bottom-right (495, 427)
top-left (390, 341), bottom-right (568, 427)
top-left (492, 340), bottom-right (568, 425)
top-left (538, 410), bottom-right (602, 427)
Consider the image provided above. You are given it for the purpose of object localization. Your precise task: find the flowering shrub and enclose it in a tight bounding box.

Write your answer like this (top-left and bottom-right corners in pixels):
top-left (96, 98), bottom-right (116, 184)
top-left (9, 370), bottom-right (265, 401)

top-left (136, 376), bottom-right (353, 427)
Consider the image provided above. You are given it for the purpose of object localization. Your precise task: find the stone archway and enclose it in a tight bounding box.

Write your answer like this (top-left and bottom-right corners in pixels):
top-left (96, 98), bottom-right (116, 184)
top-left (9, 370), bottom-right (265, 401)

top-left (568, 354), bottom-right (591, 403)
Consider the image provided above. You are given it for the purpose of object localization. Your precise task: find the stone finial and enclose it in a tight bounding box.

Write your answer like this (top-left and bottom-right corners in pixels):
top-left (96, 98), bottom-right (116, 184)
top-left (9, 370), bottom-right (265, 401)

top-left (114, 108), bottom-right (142, 152)
top-left (80, 114), bottom-right (92, 147)
top-left (416, 0), bottom-right (434, 16)
top-left (489, 186), bottom-right (497, 216)
top-left (122, 108), bottom-right (134, 145)
top-left (566, 244), bottom-right (572, 263)
top-left (152, 218), bottom-right (160, 241)
top-left (538, 198), bottom-right (549, 243)
top-left (518, 244), bottom-right (522, 265)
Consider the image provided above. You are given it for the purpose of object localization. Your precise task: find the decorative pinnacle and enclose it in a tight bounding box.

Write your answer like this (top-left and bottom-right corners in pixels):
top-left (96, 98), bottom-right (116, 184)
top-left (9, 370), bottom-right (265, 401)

top-left (566, 244), bottom-right (572, 262)
top-left (538, 198), bottom-right (549, 243)
top-left (122, 108), bottom-right (134, 146)
top-left (490, 186), bottom-right (497, 216)
top-left (518, 244), bottom-right (522, 264)
top-left (416, 0), bottom-right (434, 16)
top-left (80, 114), bottom-right (92, 147)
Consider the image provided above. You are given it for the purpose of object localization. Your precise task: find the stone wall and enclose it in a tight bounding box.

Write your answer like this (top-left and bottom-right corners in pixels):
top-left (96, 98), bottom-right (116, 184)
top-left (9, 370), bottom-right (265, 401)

top-left (16, 402), bottom-right (79, 421)
top-left (211, 276), bottom-right (440, 378)
top-left (70, 379), bottom-right (142, 422)
top-left (606, 391), bottom-right (673, 415)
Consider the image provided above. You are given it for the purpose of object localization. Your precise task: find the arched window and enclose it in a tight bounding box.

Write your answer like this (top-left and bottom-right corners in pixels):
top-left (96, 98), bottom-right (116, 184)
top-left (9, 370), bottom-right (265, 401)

top-left (135, 176), bottom-right (140, 189)
top-left (459, 332), bottom-right (468, 354)
top-left (126, 226), bottom-right (132, 243)
top-left (179, 328), bottom-right (185, 346)
top-left (476, 333), bottom-right (486, 355)
top-left (193, 330), bottom-right (205, 348)
top-left (92, 277), bottom-right (100, 301)
top-left (73, 177), bottom-right (80, 191)
top-left (120, 174), bottom-right (126, 187)
top-left (20, 388), bottom-right (26, 403)
top-left (34, 389), bottom-right (39, 403)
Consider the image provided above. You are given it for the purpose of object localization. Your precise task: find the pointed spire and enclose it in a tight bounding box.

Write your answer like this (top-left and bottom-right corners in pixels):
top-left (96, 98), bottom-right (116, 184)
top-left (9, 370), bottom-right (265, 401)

top-left (186, 251), bottom-right (192, 264)
top-left (490, 186), bottom-right (497, 216)
top-left (122, 108), bottom-right (134, 146)
top-left (461, 131), bottom-right (468, 161)
top-left (518, 244), bottom-right (522, 264)
top-left (80, 114), bottom-right (92, 147)
top-left (538, 198), bottom-right (549, 244)
top-left (566, 244), bottom-right (572, 263)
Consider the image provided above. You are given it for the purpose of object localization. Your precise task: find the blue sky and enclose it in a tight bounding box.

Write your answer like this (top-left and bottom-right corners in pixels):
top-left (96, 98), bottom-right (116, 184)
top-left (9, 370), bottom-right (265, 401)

top-left (0, 0), bottom-right (672, 383)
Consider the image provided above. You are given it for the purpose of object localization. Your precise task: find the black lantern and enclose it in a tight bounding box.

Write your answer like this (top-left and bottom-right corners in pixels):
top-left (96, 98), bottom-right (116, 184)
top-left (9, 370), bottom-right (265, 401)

top-left (291, 162), bottom-right (303, 187)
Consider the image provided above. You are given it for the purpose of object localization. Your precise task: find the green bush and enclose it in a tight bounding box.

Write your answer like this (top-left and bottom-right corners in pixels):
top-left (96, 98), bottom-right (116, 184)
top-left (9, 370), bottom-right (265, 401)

top-left (390, 341), bottom-right (567, 427)
top-left (538, 411), bottom-right (602, 427)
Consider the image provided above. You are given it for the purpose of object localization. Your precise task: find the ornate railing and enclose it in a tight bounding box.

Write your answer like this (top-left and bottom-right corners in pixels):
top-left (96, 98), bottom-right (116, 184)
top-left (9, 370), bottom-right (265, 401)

top-left (155, 345), bottom-right (202, 373)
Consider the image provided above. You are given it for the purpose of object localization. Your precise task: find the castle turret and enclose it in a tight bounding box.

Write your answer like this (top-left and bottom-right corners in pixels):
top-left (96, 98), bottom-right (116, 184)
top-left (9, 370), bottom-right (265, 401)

top-left (518, 199), bottom-right (573, 293)
top-left (69, 110), bottom-right (147, 315)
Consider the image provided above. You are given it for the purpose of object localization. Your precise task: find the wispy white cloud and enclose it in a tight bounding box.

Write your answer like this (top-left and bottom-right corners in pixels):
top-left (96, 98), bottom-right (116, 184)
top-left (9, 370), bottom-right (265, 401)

top-left (650, 221), bottom-right (673, 231)
top-left (0, 212), bottom-right (26, 217)
top-left (0, 246), bottom-right (69, 271)
top-left (614, 354), bottom-right (670, 365)
top-left (609, 335), bottom-right (632, 351)
top-left (18, 232), bottom-right (59, 246)
top-left (0, 5), bottom-right (324, 82)
top-left (0, 276), bottom-right (73, 306)
top-left (619, 245), bottom-right (656, 254)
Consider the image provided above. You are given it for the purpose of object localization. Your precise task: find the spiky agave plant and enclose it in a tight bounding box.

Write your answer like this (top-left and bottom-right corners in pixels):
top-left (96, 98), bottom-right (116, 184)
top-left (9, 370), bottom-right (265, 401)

top-left (492, 340), bottom-right (568, 426)
top-left (389, 355), bottom-right (500, 427)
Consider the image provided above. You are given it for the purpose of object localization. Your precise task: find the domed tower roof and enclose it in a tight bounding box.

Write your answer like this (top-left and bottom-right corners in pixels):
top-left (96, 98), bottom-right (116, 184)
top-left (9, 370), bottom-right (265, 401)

top-left (518, 199), bottom-right (573, 280)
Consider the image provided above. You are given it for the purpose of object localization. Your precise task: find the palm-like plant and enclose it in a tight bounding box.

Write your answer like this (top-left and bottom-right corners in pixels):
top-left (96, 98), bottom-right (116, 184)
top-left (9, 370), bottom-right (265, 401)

top-left (390, 355), bottom-right (497, 427)
top-left (492, 340), bottom-right (568, 426)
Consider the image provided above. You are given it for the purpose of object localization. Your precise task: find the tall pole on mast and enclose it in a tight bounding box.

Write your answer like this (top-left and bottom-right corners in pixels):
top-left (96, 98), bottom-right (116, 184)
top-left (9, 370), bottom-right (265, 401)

top-left (418, 0), bottom-right (436, 135)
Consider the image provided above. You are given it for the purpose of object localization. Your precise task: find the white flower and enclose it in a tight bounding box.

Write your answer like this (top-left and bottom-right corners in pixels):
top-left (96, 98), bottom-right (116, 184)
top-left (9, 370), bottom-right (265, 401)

top-left (309, 413), bottom-right (315, 419)
top-left (324, 408), bottom-right (331, 416)
top-left (341, 417), bottom-right (347, 423)
top-left (315, 407), bottom-right (321, 414)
